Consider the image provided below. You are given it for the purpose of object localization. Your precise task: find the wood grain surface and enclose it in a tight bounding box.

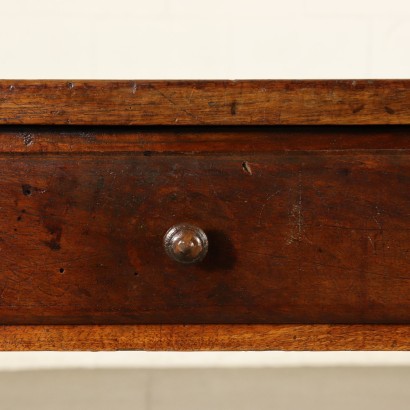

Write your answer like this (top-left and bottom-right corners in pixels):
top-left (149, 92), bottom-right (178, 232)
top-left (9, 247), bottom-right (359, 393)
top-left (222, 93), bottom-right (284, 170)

top-left (1, 80), bottom-right (409, 350)
top-left (0, 325), bottom-right (408, 351)
top-left (1, 127), bottom-right (409, 325)
top-left (2, 125), bottom-right (410, 153)
top-left (1, 80), bottom-right (410, 125)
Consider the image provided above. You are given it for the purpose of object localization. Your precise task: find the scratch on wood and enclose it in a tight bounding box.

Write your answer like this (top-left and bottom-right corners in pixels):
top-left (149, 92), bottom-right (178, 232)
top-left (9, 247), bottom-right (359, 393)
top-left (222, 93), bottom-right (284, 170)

top-left (241, 161), bottom-right (252, 175)
top-left (368, 235), bottom-right (376, 253)
top-left (287, 171), bottom-right (303, 244)
top-left (188, 87), bottom-right (195, 103)
top-left (257, 191), bottom-right (280, 227)
top-left (148, 84), bottom-right (204, 123)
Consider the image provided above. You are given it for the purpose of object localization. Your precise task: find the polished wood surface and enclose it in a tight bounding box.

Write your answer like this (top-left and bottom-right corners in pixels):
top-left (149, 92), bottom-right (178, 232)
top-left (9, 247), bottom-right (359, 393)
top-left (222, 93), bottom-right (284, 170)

top-left (0, 127), bottom-right (409, 325)
top-left (1, 80), bottom-right (410, 125)
top-left (0, 80), bottom-right (409, 350)
top-left (2, 125), bottom-right (410, 154)
top-left (0, 325), bottom-right (408, 351)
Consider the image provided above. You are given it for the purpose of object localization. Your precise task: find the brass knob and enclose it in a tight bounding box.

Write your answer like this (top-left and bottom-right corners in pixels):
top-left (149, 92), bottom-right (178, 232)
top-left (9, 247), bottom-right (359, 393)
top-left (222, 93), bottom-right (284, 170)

top-left (164, 223), bottom-right (208, 264)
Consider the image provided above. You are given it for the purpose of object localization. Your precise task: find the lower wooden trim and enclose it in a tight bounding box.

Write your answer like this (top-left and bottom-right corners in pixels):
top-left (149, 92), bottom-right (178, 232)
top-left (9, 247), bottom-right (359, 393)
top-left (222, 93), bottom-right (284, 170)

top-left (0, 325), bottom-right (408, 351)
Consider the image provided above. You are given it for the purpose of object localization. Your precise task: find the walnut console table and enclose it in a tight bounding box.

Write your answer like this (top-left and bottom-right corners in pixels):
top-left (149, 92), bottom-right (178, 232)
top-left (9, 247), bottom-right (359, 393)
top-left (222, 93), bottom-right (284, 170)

top-left (0, 80), bottom-right (409, 351)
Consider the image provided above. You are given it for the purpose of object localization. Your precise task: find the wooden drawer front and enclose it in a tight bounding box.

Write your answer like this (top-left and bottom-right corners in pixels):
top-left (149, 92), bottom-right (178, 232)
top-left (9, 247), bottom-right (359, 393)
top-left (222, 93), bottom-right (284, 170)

top-left (1, 132), bottom-right (409, 325)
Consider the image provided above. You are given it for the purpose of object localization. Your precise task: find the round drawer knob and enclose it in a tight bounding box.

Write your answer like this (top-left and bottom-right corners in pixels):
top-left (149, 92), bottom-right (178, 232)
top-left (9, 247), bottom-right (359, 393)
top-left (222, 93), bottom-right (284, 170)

top-left (164, 223), bottom-right (208, 264)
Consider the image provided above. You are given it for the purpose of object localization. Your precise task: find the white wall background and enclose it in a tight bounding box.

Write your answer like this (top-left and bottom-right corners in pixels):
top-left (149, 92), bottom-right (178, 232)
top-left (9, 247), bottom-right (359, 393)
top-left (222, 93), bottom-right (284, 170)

top-left (1, 0), bottom-right (410, 79)
top-left (0, 0), bottom-right (409, 373)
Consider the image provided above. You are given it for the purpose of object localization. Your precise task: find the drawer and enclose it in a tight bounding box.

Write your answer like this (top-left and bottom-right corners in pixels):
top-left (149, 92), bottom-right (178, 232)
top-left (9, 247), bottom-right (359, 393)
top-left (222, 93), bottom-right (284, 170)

top-left (1, 126), bottom-right (409, 325)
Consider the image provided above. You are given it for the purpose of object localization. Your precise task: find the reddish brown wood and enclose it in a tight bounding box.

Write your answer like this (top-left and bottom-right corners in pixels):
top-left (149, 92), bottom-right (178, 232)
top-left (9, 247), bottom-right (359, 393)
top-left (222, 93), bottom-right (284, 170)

top-left (2, 125), bottom-right (410, 154)
top-left (0, 128), bottom-right (409, 325)
top-left (0, 80), bottom-right (409, 350)
top-left (1, 80), bottom-right (410, 125)
top-left (0, 325), bottom-right (408, 351)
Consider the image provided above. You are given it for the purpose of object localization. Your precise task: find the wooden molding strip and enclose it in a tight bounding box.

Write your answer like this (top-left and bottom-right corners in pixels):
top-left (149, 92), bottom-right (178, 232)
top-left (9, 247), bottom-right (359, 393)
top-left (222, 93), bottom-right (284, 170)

top-left (1, 80), bottom-right (410, 125)
top-left (2, 126), bottom-right (410, 154)
top-left (0, 325), bottom-right (408, 351)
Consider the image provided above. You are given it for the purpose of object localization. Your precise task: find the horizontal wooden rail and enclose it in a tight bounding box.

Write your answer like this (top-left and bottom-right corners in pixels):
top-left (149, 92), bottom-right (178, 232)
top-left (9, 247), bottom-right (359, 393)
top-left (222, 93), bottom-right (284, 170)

top-left (1, 80), bottom-right (410, 125)
top-left (0, 325), bottom-right (408, 351)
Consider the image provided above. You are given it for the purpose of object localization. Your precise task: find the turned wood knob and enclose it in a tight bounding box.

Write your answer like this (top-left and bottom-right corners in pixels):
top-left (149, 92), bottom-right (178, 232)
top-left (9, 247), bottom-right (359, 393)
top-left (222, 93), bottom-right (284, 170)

top-left (164, 223), bottom-right (208, 264)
